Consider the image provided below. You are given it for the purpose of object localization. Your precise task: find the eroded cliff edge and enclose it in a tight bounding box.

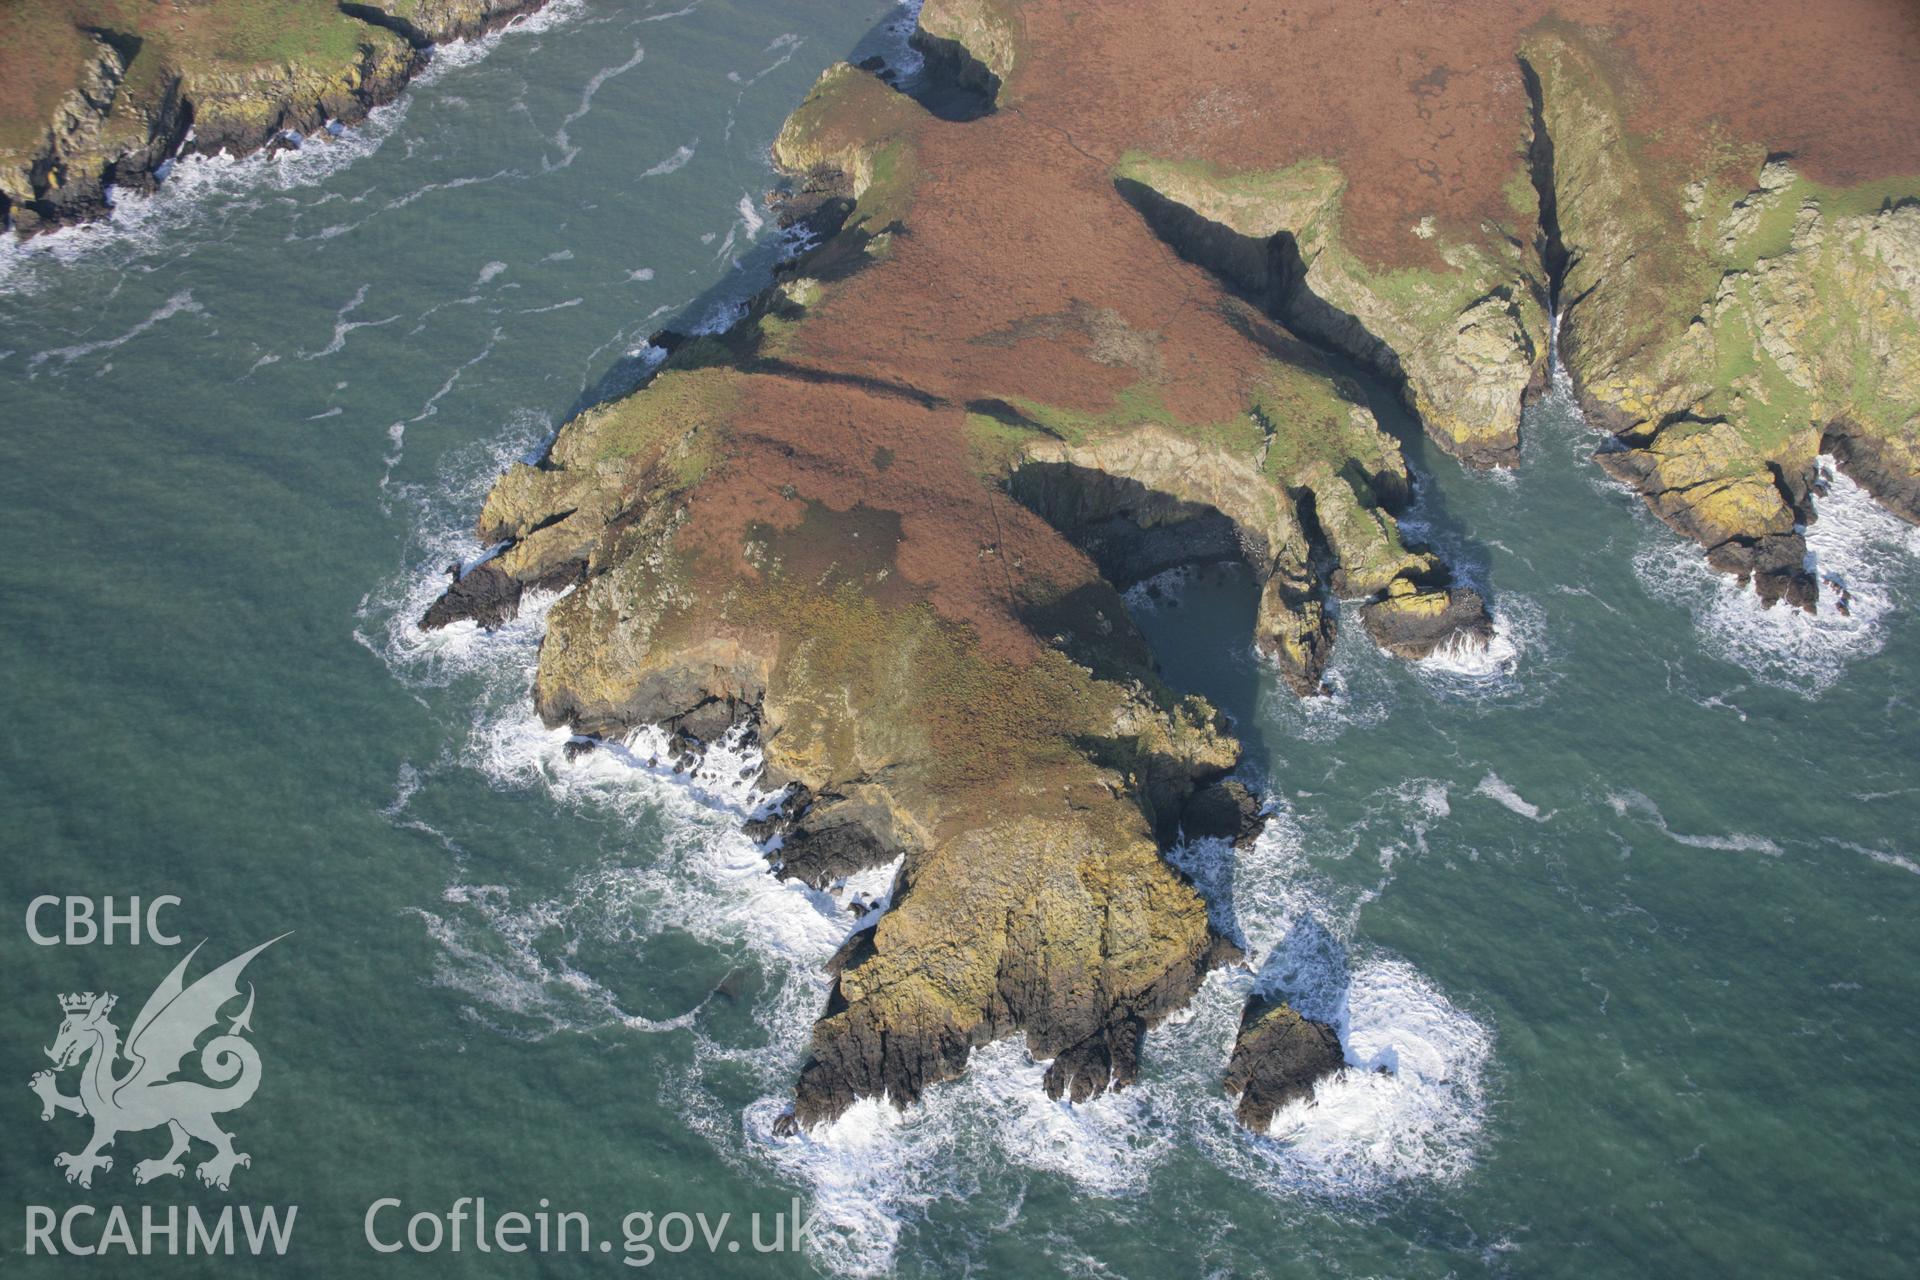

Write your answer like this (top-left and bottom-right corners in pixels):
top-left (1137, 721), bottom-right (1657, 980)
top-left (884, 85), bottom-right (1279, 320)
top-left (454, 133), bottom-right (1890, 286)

top-left (426, 0), bottom-right (1920, 1132)
top-left (0, 0), bottom-right (551, 234)
top-left (1524, 22), bottom-right (1920, 608)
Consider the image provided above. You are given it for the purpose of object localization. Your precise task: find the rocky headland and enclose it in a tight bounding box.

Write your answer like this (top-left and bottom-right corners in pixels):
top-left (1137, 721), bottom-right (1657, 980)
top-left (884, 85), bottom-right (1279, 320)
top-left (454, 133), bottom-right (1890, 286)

top-left (412, 0), bottom-right (1919, 1133)
top-left (0, 0), bottom-right (551, 235)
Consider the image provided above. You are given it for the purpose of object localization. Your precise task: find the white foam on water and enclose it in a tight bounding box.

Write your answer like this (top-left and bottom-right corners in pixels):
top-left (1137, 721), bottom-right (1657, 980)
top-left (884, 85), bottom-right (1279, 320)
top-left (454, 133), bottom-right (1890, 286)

top-left (1826, 839), bottom-right (1920, 877)
top-left (364, 406), bottom-right (1492, 1274)
top-left (1473, 772), bottom-right (1551, 823)
top-left (726, 33), bottom-right (806, 89)
top-left (643, 141), bottom-right (698, 177)
top-left (1632, 458), bottom-right (1920, 695)
top-left (414, 874), bottom-right (716, 1039)
top-left (1255, 616), bottom-right (1411, 744)
top-left (0, 2), bottom-right (579, 295)
top-left (1119, 564), bottom-right (1201, 612)
top-left (25, 288), bottom-right (204, 375)
top-left (880, 0), bottom-right (929, 80)
top-left (1417, 614), bottom-right (1517, 680)
top-left (378, 325), bottom-right (506, 490)
top-left (355, 407), bottom-right (554, 685)
top-left (691, 296), bottom-right (749, 335)
top-left (548, 41), bottom-right (647, 170)
top-left (1414, 594), bottom-right (1545, 702)
top-left (297, 282), bottom-right (399, 359)
top-left (737, 194), bottom-right (766, 241)
top-left (0, 122), bottom-right (396, 294)
top-left (740, 794), bottom-right (1491, 1274)
top-left (1606, 788), bottom-right (1782, 857)
top-left (413, 0), bottom-right (588, 81)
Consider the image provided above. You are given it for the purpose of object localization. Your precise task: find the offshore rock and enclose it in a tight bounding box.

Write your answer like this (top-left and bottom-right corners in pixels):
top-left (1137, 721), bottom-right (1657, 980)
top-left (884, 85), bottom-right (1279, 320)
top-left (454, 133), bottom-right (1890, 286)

top-left (1360, 580), bottom-right (1495, 661)
top-left (420, 563), bottom-right (522, 631)
top-left (1223, 995), bottom-right (1346, 1132)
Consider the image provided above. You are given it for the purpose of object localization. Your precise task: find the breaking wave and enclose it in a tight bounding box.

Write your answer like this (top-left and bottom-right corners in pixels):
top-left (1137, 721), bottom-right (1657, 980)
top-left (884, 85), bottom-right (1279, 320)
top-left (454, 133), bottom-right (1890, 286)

top-left (362, 423), bottom-right (1494, 1274)
top-left (0, 1), bottom-right (581, 295)
top-left (1633, 458), bottom-right (1920, 695)
top-left (1605, 788), bottom-right (1782, 857)
top-left (1415, 594), bottom-right (1545, 698)
top-left (1474, 772), bottom-right (1552, 823)
top-left (728, 806), bottom-right (1493, 1275)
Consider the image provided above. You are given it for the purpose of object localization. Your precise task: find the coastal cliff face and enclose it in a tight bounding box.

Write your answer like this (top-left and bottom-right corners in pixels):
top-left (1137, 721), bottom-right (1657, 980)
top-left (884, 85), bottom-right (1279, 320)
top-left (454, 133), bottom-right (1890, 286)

top-left (420, 0), bottom-right (1920, 1133)
top-left (1525, 25), bottom-right (1920, 608)
top-left (0, 0), bottom-right (549, 234)
top-left (1112, 154), bottom-right (1551, 469)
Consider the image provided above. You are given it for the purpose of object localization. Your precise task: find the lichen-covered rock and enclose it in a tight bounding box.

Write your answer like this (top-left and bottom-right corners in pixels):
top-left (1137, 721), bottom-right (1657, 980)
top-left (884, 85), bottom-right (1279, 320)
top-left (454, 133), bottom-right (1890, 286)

top-left (352, 0), bottom-right (553, 46)
top-left (1223, 995), bottom-right (1346, 1132)
top-left (1360, 579), bottom-right (1494, 661)
top-left (911, 0), bottom-right (1022, 102)
top-left (0, 1), bottom-right (551, 235)
top-left (1113, 153), bottom-right (1550, 467)
top-left (1527, 23), bottom-right (1920, 602)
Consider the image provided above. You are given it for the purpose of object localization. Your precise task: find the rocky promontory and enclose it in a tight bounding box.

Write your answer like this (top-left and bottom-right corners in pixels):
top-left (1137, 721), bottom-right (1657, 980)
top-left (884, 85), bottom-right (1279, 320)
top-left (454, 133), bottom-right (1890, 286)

top-left (422, 0), bottom-right (1920, 1134)
top-left (0, 0), bottom-right (551, 235)
top-left (1524, 21), bottom-right (1920, 608)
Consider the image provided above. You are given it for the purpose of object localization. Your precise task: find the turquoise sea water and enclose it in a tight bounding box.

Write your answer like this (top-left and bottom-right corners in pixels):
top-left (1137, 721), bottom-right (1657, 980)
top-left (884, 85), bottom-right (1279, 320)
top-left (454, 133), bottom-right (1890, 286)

top-left (1, 3), bottom-right (1916, 1275)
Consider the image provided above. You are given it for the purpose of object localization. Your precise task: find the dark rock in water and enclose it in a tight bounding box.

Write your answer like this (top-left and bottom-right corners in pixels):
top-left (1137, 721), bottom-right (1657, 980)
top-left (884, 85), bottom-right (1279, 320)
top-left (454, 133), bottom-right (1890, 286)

top-left (1044, 1015), bottom-right (1145, 1104)
top-left (562, 738), bottom-right (597, 762)
top-left (1594, 445), bottom-right (1820, 612)
top-left (856, 54), bottom-right (888, 72)
top-left (1707, 535), bottom-right (1818, 612)
top-left (669, 694), bottom-right (754, 746)
top-left (744, 784), bottom-right (812, 844)
top-left (1823, 424), bottom-right (1920, 524)
top-left (1180, 779), bottom-right (1265, 847)
top-left (1223, 994), bottom-right (1345, 1131)
top-left (527, 557), bottom-right (588, 597)
top-left (770, 790), bottom-right (909, 889)
top-left (1360, 583), bottom-right (1494, 660)
top-left (420, 563), bottom-right (522, 631)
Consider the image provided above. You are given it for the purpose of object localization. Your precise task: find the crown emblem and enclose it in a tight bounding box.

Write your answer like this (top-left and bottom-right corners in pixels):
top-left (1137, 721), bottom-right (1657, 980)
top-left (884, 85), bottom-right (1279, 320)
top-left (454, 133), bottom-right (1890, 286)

top-left (59, 992), bottom-right (112, 1015)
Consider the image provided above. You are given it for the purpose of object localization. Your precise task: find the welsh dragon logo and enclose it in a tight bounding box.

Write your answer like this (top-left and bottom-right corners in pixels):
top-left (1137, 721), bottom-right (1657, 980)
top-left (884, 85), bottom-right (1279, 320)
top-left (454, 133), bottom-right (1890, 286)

top-left (29, 936), bottom-right (286, 1190)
